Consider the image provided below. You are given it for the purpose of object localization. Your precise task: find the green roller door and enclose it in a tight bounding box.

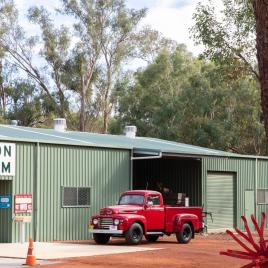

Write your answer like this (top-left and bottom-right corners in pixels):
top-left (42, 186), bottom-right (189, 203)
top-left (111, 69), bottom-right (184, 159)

top-left (207, 173), bottom-right (236, 230)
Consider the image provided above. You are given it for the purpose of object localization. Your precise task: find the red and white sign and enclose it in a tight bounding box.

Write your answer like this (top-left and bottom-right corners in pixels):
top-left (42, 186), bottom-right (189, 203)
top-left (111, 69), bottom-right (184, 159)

top-left (14, 194), bottom-right (32, 213)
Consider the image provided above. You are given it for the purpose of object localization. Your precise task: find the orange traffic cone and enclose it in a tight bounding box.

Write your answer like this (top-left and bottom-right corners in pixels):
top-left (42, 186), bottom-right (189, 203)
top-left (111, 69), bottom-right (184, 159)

top-left (25, 238), bottom-right (37, 266)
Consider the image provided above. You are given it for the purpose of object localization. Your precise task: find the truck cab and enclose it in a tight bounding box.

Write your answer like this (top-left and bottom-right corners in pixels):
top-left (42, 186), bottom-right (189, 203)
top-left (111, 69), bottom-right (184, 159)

top-left (89, 190), bottom-right (202, 245)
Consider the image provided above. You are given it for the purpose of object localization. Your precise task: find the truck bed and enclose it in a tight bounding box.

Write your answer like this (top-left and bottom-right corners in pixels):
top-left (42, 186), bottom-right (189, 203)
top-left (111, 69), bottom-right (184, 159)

top-left (164, 206), bottom-right (202, 233)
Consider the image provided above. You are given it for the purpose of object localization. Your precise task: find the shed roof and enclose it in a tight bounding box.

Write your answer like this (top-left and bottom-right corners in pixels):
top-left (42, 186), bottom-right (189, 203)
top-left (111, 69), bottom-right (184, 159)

top-left (0, 124), bottom-right (265, 159)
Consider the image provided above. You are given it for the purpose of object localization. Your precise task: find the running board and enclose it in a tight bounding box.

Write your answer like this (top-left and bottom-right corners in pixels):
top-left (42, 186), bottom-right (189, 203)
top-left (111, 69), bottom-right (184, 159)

top-left (146, 232), bottom-right (164, 235)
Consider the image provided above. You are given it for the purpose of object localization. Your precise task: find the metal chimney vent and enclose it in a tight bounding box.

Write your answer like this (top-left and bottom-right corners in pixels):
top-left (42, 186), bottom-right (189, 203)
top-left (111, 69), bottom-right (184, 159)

top-left (54, 118), bottom-right (66, 132)
top-left (124, 125), bottom-right (137, 138)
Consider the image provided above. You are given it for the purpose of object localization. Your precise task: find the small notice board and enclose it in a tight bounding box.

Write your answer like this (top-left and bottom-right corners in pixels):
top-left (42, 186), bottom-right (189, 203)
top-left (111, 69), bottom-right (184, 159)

top-left (0, 195), bottom-right (12, 208)
top-left (14, 194), bottom-right (32, 213)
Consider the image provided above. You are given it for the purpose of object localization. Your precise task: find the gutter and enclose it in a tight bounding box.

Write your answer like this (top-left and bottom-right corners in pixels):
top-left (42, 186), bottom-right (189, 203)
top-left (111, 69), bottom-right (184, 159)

top-left (131, 151), bottom-right (162, 160)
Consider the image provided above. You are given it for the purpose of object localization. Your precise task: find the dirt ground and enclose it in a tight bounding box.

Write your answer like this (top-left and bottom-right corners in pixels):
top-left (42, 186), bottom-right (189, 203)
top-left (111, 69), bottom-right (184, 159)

top-left (40, 233), bottom-right (250, 268)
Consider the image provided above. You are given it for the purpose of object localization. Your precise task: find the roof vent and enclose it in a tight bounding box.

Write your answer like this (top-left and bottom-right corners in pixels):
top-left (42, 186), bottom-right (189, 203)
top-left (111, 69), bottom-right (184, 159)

top-left (54, 118), bottom-right (66, 132)
top-left (10, 120), bottom-right (18, 126)
top-left (124, 125), bottom-right (137, 138)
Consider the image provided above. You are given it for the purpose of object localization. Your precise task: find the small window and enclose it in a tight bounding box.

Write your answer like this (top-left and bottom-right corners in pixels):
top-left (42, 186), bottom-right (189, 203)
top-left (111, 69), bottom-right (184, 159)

top-left (147, 195), bottom-right (160, 205)
top-left (257, 189), bottom-right (268, 204)
top-left (62, 187), bottom-right (90, 207)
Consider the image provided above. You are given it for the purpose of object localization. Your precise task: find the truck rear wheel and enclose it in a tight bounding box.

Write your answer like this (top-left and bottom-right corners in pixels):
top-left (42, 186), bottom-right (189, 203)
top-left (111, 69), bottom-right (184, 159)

top-left (176, 223), bottom-right (193, 244)
top-left (93, 233), bottom-right (110, 244)
top-left (125, 223), bottom-right (143, 245)
top-left (145, 235), bottom-right (159, 242)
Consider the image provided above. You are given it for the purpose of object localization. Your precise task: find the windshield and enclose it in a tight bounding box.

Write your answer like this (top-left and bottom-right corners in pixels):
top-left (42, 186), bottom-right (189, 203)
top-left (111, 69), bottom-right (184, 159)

top-left (119, 194), bottom-right (145, 205)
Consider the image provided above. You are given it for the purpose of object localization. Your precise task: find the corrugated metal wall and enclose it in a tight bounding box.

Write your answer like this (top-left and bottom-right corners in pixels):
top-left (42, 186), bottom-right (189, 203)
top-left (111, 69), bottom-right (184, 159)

top-left (0, 143), bottom-right (35, 243)
top-left (202, 157), bottom-right (268, 229)
top-left (2, 140), bottom-right (268, 241)
top-left (256, 160), bottom-right (268, 223)
top-left (0, 142), bottom-right (130, 242)
top-left (36, 144), bottom-right (130, 241)
top-left (133, 158), bottom-right (202, 206)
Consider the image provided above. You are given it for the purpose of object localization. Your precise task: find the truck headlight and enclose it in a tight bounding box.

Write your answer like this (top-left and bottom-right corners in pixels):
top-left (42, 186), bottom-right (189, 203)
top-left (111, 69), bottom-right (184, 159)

top-left (114, 219), bottom-right (120, 225)
top-left (93, 218), bottom-right (98, 225)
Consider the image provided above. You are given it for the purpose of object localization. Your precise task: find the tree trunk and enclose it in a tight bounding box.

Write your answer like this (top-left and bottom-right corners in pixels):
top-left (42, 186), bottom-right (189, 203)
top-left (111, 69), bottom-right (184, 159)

top-left (80, 82), bottom-right (86, 132)
top-left (58, 90), bottom-right (65, 118)
top-left (102, 69), bottom-right (112, 134)
top-left (79, 71), bottom-right (87, 132)
top-left (0, 60), bottom-right (5, 116)
top-left (253, 0), bottom-right (268, 143)
top-left (103, 110), bottom-right (108, 134)
top-left (55, 72), bottom-right (66, 118)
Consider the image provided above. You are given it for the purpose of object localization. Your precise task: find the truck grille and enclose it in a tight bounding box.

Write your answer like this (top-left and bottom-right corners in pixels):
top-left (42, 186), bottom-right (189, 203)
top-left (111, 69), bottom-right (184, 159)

top-left (99, 218), bottom-right (113, 229)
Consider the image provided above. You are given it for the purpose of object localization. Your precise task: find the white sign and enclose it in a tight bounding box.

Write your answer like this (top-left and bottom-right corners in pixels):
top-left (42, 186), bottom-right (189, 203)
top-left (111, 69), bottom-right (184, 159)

top-left (0, 143), bottom-right (15, 176)
top-left (14, 215), bottom-right (32, 222)
top-left (14, 194), bottom-right (32, 213)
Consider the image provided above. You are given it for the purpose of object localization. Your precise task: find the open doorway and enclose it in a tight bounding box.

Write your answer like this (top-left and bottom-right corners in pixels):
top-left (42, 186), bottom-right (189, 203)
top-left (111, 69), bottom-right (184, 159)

top-left (132, 156), bottom-right (202, 206)
top-left (0, 180), bottom-right (12, 242)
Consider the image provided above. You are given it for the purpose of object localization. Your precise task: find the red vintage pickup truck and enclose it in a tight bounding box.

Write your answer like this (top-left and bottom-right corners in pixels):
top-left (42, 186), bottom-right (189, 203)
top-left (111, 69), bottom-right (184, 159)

top-left (89, 190), bottom-right (203, 245)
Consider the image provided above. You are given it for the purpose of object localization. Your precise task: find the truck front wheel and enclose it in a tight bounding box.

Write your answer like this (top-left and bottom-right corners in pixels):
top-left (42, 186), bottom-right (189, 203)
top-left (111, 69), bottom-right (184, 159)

top-left (176, 223), bottom-right (193, 244)
top-left (93, 233), bottom-right (110, 244)
top-left (125, 223), bottom-right (143, 245)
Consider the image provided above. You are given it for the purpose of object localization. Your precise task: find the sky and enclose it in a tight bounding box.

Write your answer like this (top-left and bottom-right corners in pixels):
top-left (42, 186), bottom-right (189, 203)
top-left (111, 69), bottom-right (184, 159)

top-left (127, 0), bottom-right (203, 55)
top-left (14, 0), bottom-right (204, 56)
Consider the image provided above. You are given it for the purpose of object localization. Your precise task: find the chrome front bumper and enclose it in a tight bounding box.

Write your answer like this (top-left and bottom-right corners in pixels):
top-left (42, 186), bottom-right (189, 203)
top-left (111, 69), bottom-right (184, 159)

top-left (88, 229), bottom-right (124, 234)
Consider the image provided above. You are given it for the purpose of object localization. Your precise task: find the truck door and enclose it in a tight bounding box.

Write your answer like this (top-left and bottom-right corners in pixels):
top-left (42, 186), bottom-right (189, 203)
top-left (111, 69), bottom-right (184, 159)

top-left (145, 194), bottom-right (165, 231)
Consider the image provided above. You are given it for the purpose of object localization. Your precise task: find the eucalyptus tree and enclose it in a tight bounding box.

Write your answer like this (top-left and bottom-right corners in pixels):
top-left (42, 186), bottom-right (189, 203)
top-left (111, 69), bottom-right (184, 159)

top-left (60, 0), bottom-right (106, 131)
top-left (0, 57), bottom-right (6, 116)
top-left (4, 79), bottom-right (52, 127)
top-left (97, 1), bottom-right (146, 133)
top-left (253, 0), bottom-right (268, 146)
top-left (191, 0), bottom-right (257, 79)
top-left (0, 0), bottom-right (71, 117)
top-left (28, 6), bottom-right (71, 117)
top-left (133, 26), bottom-right (177, 64)
top-left (61, 0), bottom-right (146, 133)
top-left (114, 46), bottom-right (266, 155)
top-left (191, 0), bottom-right (268, 147)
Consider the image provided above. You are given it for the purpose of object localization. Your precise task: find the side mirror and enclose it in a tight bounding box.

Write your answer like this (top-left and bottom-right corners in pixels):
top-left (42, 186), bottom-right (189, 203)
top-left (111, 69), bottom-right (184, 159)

top-left (144, 201), bottom-right (153, 209)
top-left (147, 201), bottom-right (153, 207)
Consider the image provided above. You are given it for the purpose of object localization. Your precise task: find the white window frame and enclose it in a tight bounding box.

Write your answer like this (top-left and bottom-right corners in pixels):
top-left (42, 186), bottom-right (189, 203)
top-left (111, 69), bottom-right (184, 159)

top-left (257, 189), bottom-right (268, 205)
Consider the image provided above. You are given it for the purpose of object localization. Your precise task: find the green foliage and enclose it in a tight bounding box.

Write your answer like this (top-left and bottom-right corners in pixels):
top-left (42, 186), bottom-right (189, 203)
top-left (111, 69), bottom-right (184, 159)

top-left (61, 0), bottom-right (147, 132)
top-left (114, 46), bottom-right (266, 155)
top-left (28, 6), bottom-right (71, 116)
top-left (191, 0), bottom-right (257, 80)
top-left (0, 0), bottom-right (71, 118)
top-left (0, 0), bottom-right (265, 157)
top-left (28, 7), bottom-right (70, 68)
top-left (132, 26), bottom-right (177, 63)
top-left (5, 80), bottom-right (55, 126)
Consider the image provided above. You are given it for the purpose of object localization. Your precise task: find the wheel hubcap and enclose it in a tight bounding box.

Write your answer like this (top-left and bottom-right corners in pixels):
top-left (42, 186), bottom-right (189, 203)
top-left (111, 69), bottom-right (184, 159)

top-left (183, 227), bottom-right (191, 239)
top-left (133, 228), bottom-right (141, 240)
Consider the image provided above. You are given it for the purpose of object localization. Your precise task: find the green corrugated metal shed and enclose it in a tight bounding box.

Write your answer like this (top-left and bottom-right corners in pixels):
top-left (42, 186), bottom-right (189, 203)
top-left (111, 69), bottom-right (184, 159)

top-left (0, 124), bottom-right (268, 242)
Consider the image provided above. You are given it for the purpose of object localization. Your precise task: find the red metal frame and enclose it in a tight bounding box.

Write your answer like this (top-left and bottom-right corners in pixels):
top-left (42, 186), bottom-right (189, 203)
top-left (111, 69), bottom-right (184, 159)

top-left (220, 212), bottom-right (268, 268)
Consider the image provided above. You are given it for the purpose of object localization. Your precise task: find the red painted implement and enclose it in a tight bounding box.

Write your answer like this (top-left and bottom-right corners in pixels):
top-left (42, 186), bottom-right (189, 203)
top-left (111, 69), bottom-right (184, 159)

top-left (220, 212), bottom-right (268, 268)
